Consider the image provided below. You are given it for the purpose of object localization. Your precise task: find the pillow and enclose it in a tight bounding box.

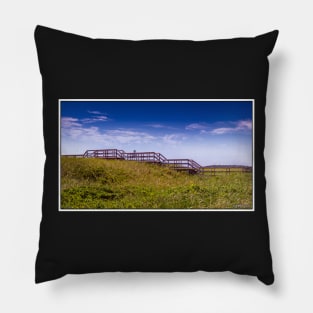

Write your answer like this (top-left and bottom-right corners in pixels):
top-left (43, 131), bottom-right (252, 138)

top-left (35, 25), bottom-right (278, 285)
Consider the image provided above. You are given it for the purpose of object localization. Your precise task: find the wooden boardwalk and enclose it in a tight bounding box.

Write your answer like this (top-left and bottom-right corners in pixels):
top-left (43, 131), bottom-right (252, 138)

top-left (63, 149), bottom-right (203, 174)
top-left (62, 149), bottom-right (252, 175)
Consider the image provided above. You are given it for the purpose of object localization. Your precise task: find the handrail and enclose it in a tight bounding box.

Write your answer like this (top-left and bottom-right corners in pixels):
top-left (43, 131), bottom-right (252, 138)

top-left (167, 158), bottom-right (203, 173)
top-left (63, 149), bottom-right (204, 173)
top-left (83, 149), bottom-right (126, 159)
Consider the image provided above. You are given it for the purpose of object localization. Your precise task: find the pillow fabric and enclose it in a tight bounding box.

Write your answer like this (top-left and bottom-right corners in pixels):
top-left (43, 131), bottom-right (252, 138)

top-left (35, 25), bottom-right (278, 284)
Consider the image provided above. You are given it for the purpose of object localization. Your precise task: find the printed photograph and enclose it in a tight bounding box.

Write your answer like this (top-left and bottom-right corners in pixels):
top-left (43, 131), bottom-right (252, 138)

top-left (60, 100), bottom-right (253, 210)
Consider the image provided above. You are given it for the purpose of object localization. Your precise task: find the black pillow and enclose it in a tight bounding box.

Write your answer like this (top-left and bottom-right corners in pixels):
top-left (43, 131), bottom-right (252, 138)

top-left (35, 25), bottom-right (278, 284)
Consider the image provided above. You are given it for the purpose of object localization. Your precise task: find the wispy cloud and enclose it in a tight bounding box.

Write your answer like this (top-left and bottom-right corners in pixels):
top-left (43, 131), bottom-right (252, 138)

top-left (81, 115), bottom-right (109, 123)
top-left (105, 130), bottom-right (157, 144)
top-left (147, 123), bottom-right (176, 129)
top-left (237, 120), bottom-right (252, 129)
top-left (185, 120), bottom-right (252, 135)
top-left (209, 120), bottom-right (252, 135)
top-left (62, 113), bottom-right (109, 126)
top-left (185, 123), bottom-right (208, 130)
top-left (61, 121), bottom-right (100, 139)
top-left (62, 119), bottom-right (157, 145)
top-left (87, 110), bottom-right (103, 115)
top-left (61, 117), bottom-right (82, 128)
top-left (162, 134), bottom-right (186, 145)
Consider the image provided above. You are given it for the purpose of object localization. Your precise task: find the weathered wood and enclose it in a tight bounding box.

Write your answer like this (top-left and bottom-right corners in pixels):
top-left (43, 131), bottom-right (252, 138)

top-left (167, 159), bottom-right (203, 174)
top-left (61, 149), bottom-right (251, 175)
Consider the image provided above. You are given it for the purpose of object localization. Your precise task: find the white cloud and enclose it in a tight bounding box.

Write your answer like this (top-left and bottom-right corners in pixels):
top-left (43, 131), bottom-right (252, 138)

top-left (61, 122), bottom-right (157, 151)
top-left (62, 125), bottom-right (100, 139)
top-left (185, 123), bottom-right (208, 130)
top-left (147, 123), bottom-right (175, 129)
top-left (81, 115), bottom-right (109, 123)
top-left (61, 122), bottom-right (252, 166)
top-left (162, 134), bottom-right (186, 145)
top-left (205, 120), bottom-right (252, 135)
top-left (61, 117), bottom-right (82, 128)
top-left (62, 114), bottom-right (109, 127)
top-left (210, 127), bottom-right (234, 135)
top-left (237, 120), bottom-right (252, 129)
top-left (186, 120), bottom-right (252, 135)
top-left (147, 124), bottom-right (165, 128)
top-left (87, 110), bottom-right (103, 115)
top-left (105, 130), bottom-right (156, 144)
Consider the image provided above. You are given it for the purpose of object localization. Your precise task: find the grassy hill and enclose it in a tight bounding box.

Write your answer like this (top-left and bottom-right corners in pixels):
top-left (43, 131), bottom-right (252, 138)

top-left (61, 157), bottom-right (252, 209)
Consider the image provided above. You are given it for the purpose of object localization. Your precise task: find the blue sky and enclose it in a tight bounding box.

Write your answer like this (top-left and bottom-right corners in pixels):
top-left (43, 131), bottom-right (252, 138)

top-left (60, 100), bottom-right (253, 166)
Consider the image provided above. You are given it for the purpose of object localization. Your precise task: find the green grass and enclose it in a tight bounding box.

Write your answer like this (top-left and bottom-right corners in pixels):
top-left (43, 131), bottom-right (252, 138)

top-left (61, 157), bottom-right (253, 210)
top-left (203, 167), bottom-right (250, 173)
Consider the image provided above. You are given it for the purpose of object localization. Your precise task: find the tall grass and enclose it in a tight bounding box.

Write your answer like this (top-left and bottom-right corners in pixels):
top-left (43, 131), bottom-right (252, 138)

top-left (61, 157), bottom-right (252, 209)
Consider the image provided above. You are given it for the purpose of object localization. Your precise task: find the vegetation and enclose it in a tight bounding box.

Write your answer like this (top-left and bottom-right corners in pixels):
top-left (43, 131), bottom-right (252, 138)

top-left (61, 157), bottom-right (252, 209)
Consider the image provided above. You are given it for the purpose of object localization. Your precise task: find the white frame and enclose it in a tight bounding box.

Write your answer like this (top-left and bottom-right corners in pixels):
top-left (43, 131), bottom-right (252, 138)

top-left (58, 99), bottom-right (255, 212)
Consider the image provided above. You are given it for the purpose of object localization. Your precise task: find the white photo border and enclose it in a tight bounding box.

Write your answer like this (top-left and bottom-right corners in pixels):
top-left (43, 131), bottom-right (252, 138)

top-left (58, 99), bottom-right (255, 212)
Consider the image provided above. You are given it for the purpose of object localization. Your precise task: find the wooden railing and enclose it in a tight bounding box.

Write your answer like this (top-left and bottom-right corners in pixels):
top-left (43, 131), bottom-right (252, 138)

top-left (167, 159), bottom-right (203, 174)
top-left (124, 152), bottom-right (167, 163)
top-left (62, 149), bottom-right (252, 175)
top-left (83, 149), bottom-right (125, 159)
top-left (62, 149), bottom-right (203, 174)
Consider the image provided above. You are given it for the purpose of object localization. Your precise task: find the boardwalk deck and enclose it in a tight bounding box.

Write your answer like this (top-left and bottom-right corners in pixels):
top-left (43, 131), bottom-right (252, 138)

top-left (83, 149), bottom-right (125, 159)
top-left (62, 149), bottom-right (252, 175)
top-left (167, 159), bottom-right (203, 174)
top-left (124, 152), bottom-right (167, 163)
top-left (62, 150), bottom-right (251, 175)
top-left (62, 149), bottom-right (203, 174)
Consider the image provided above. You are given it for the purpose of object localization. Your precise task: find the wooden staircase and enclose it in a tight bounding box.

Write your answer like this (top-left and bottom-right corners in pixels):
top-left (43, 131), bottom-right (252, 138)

top-left (63, 149), bottom-right (203, 174)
